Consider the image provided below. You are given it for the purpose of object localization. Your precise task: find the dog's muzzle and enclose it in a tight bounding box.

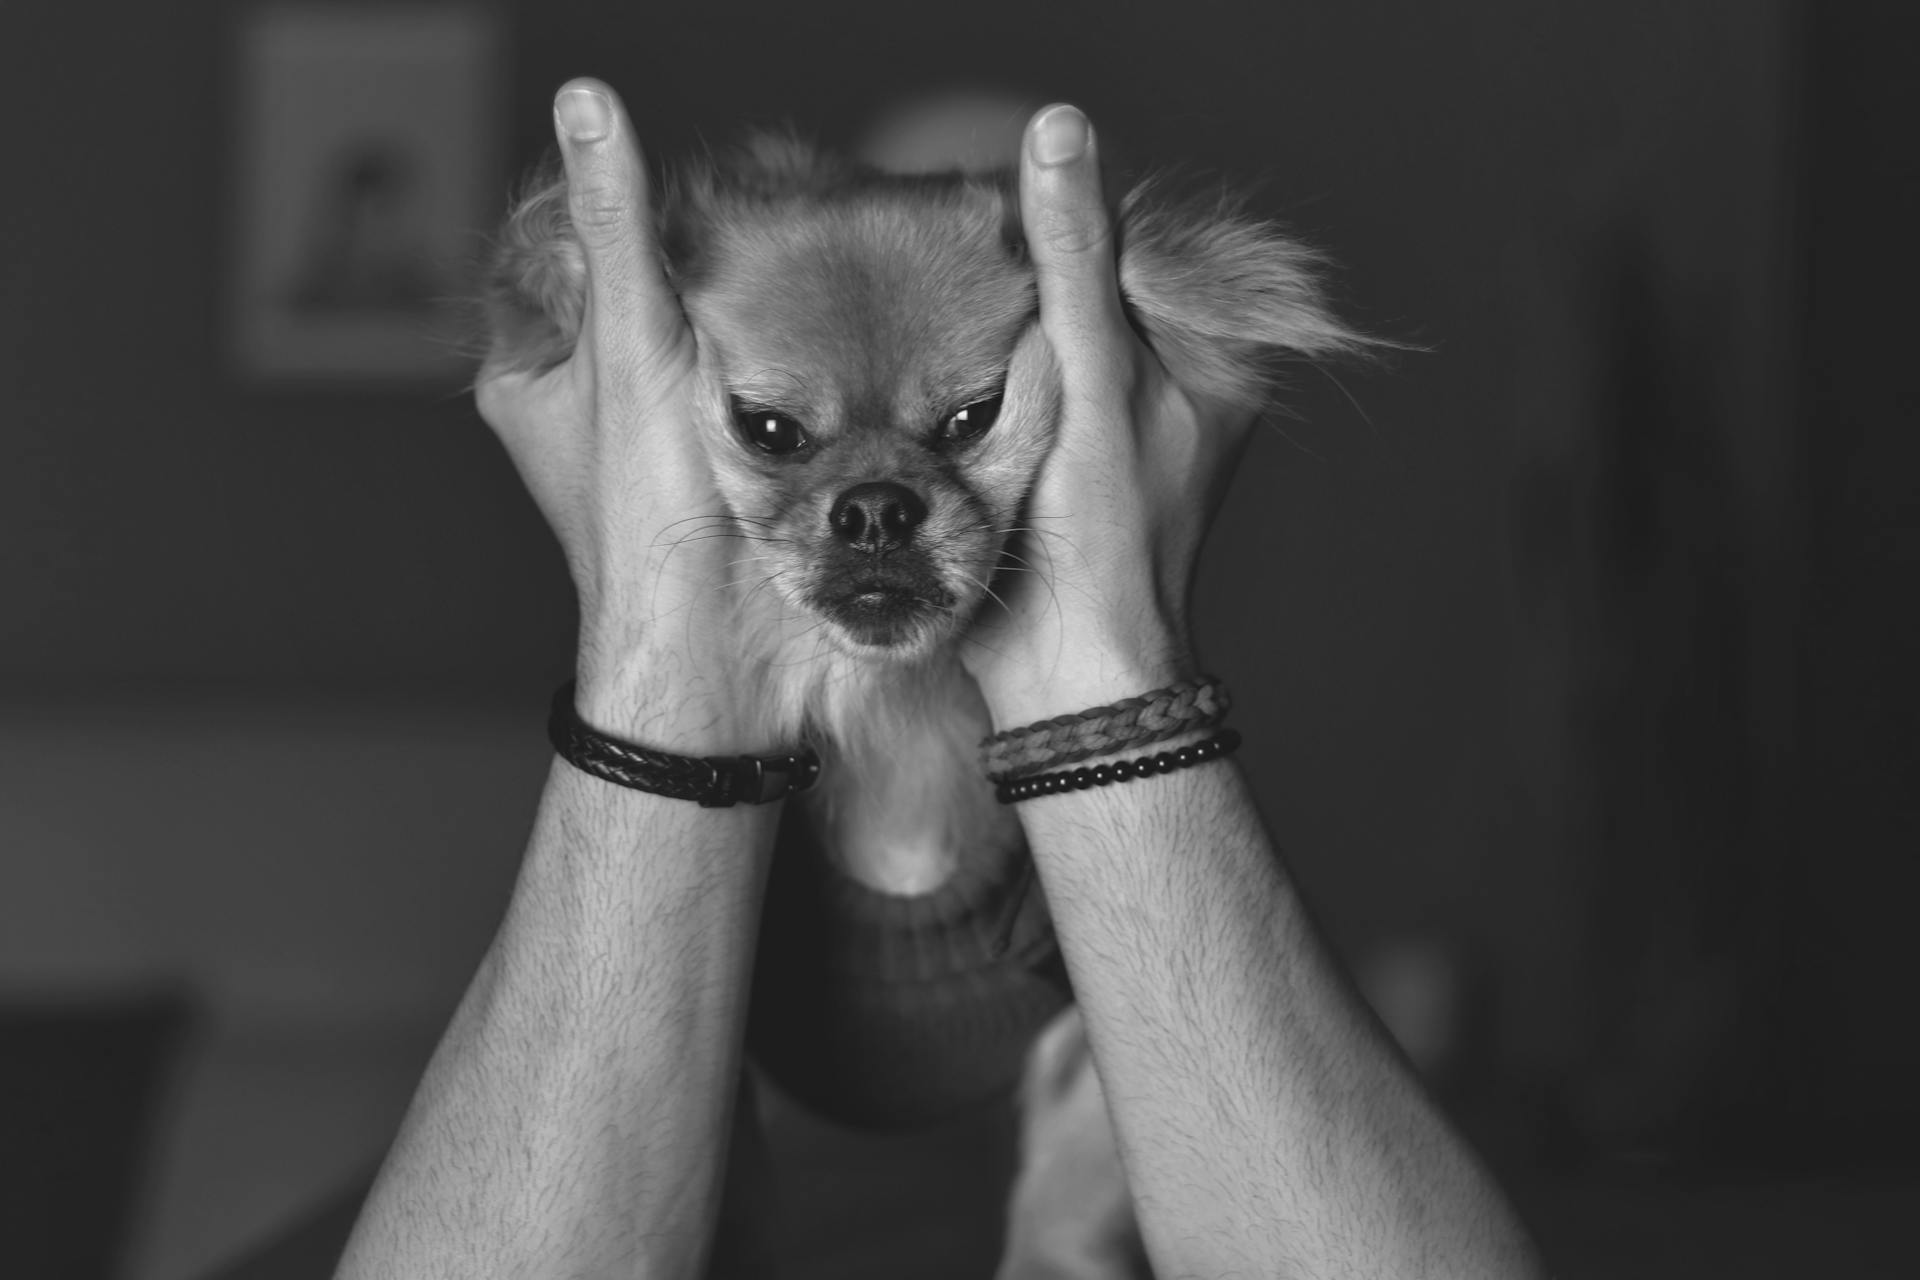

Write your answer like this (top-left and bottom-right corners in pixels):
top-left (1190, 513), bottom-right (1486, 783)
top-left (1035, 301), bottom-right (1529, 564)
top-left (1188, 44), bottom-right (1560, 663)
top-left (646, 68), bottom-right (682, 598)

top-left (815, 559), bottom-right (955, 647)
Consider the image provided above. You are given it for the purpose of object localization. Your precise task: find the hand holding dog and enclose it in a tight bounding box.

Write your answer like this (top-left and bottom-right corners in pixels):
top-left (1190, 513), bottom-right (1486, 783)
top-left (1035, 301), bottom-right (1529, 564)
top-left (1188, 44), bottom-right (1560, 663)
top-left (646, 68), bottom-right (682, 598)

top-left (475, 80), bottom-right (747, 745)
top-left (967, 106), bottom-right (1257, 724)
top-left (351, 87), bottom-right (1549, 1280)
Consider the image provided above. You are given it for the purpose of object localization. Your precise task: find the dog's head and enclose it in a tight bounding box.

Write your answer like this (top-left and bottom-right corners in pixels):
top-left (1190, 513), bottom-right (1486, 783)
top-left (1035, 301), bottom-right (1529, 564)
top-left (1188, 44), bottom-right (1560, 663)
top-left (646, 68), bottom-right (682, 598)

top-left (487, 134), bottom-right (1360, 680)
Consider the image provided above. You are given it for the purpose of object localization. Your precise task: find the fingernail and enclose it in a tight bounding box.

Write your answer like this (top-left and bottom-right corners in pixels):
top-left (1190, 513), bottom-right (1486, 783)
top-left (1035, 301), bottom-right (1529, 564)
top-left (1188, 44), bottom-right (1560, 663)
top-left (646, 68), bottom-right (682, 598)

top-left (555, 87), bottom-right (611, 142)
top-left (1030, 104), bottom-right (1089, 167)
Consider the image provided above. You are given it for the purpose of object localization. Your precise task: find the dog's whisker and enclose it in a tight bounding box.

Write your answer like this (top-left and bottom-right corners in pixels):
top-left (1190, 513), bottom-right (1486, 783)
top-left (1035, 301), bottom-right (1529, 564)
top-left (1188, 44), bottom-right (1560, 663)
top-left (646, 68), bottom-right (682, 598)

top-left (668, 533), bottom-right (791, 549)
top-left (766, 617), bottom-right (832, 669)
top-left (740, 573), bottom-right (785, 611)
top-left (716, 573), bottom-right (778, 594)
top-left (994, 548), bottom-right (1044, 571)
top-left (954, 567), bottom-right (1013, 617)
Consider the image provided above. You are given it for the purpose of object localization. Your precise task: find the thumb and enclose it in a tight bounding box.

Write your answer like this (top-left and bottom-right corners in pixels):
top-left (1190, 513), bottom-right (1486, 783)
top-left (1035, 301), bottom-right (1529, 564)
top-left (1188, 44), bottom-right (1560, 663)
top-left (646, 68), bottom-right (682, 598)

top-left (551, 79), bottom-right (689, 387)
top-left (1018, 105), bottom-right (1130, 379)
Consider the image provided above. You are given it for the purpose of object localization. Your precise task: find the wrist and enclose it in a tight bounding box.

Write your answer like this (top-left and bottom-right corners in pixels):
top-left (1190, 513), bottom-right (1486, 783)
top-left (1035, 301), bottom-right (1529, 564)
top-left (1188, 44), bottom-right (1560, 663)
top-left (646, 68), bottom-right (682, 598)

top-left (574, 634), bottom-right (753, 755)
top-left (977, 620), bottom-right (1196, 732)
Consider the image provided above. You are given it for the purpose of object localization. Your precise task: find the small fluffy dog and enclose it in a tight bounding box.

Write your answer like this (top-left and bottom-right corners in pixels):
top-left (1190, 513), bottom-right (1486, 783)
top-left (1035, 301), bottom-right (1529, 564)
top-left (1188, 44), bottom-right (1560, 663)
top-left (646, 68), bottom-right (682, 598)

top-left (487, 133), bottom-right (1360, 1277)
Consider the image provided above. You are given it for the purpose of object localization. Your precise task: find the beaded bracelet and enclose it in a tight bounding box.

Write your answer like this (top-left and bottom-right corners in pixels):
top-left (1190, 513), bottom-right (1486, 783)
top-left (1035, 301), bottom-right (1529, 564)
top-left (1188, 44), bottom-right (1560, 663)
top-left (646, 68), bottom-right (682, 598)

top-left (981, 675), bottom-right (1231, 781)
top-left (994, 728), bottom-right (1241, 803)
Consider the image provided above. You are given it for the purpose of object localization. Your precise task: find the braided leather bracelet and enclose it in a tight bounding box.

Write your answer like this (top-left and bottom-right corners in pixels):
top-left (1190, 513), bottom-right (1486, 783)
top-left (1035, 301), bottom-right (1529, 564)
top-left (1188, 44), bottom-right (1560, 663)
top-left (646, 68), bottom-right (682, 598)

top-left (980, 676), bottom-right (1231, 781)
top-left (996, 728), bottom-right (1241, 803)
top-left (548, 682), bottom-right (820, 807)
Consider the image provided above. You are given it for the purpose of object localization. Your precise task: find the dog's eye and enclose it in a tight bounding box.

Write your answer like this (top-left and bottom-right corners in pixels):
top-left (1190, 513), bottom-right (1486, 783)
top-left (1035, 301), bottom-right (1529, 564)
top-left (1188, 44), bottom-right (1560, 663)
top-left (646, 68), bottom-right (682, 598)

top-left (939, 392), bottom-right (1003, 443)
top-left (733, 404), bottom-right (810, 455)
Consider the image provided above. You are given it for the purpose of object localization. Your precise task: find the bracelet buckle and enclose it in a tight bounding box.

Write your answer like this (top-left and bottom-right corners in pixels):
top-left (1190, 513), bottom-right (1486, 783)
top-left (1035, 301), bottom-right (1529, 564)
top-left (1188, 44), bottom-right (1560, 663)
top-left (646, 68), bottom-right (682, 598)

top-left (700, 752), bottom-right (823, 807)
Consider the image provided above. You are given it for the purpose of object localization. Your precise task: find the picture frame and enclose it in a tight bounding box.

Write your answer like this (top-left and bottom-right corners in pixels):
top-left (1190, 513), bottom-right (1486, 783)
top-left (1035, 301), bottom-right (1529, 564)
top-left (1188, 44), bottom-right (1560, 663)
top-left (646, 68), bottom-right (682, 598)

top-left (226, 2), bottom-right (504, 387)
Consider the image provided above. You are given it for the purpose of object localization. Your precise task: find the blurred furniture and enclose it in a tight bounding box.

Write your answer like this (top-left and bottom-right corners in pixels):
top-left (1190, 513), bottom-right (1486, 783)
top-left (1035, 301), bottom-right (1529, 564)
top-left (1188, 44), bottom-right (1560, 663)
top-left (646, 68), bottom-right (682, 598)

top-left (0, 988), bottom-right (193, 1280)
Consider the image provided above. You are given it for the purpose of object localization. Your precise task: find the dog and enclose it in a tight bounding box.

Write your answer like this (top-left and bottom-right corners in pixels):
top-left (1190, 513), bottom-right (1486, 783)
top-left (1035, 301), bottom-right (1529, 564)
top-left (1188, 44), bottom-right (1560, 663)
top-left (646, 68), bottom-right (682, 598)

top-left (485, 131), bottom-right (1361, 1277)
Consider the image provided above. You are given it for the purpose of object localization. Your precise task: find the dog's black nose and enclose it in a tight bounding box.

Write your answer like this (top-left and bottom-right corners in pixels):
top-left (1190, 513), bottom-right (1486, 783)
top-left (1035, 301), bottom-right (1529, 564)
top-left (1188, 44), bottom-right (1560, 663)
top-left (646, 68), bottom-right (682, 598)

top-left (829, 481), bottom-right (927, 553)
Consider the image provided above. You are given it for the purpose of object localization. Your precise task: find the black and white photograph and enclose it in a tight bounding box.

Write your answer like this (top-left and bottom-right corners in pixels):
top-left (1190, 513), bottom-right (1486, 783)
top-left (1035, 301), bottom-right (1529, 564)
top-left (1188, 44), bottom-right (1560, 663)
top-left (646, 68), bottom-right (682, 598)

top-left (2, 2), bottom-right (1913, 1278)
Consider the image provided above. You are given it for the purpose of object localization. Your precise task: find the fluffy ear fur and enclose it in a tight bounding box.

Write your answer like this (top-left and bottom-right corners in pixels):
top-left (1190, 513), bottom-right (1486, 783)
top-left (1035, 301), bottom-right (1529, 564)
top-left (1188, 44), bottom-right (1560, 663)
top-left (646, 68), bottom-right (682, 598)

top-left (483, 156), bottom-right (582, 374)
top-left (482, 142), bottom-right (1371, 403)
top-left (1115, 177), bottom-right (1368, 413)
top-left (482, 137), bottom-right (871, 376)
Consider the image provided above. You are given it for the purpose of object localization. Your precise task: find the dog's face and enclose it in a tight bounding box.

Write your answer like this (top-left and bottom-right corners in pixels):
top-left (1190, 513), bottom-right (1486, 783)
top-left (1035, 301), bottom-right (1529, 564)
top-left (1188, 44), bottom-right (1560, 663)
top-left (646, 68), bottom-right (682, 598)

top-left (671, 176), bottom-right (1056, 659)
top-left (487, 135), bottom-right (1362, 671)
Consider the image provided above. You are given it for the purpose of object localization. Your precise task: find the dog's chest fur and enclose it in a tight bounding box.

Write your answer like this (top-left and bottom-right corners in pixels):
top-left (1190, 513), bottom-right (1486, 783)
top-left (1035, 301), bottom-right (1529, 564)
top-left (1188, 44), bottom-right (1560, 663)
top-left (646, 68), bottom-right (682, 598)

top-left (793, 655), bottom-right (1022, 893)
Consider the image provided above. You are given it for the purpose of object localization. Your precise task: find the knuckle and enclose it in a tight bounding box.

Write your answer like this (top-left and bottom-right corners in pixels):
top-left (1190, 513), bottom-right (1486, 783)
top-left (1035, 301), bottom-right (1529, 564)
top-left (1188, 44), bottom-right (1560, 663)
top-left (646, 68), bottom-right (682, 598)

top-left (568, 184), bottom-right (631, 238)
top-left (1034, 203), bottom-right (1115, 257)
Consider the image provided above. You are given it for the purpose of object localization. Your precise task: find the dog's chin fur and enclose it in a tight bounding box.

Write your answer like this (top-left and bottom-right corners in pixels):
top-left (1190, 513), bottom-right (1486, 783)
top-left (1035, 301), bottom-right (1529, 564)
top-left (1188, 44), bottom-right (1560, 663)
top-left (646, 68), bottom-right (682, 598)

top-left (732, 594), bottom-right (1020, 894)
top-left (733, 588), bottom-right (969, 747)
top-left (817, 615), bottom-right (951, 665)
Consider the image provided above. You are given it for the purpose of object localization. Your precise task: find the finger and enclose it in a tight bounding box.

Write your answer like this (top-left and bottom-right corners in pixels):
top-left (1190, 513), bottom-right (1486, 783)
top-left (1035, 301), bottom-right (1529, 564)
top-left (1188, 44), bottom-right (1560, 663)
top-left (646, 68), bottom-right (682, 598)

top-left (551, 78), bottom-right (685, 367)
top-left (1019, 105), bottom-right (1130, 368)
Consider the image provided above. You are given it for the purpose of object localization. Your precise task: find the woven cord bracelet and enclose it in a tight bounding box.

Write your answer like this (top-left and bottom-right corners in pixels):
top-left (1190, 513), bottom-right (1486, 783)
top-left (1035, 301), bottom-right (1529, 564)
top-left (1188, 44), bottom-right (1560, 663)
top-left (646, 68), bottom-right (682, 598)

top-left (547, 681), bottom-right (820, 807)
top-left (981, 675), bottom-right (1231, 781)
top-left (995, 728), bottom-right (1241, 803)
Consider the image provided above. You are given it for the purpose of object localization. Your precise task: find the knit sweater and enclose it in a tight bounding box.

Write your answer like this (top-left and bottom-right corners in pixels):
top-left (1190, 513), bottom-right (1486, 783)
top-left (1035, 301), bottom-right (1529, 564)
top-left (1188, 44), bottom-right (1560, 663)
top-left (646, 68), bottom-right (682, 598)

top-left (746, 805), bottom-right (1072, 1130)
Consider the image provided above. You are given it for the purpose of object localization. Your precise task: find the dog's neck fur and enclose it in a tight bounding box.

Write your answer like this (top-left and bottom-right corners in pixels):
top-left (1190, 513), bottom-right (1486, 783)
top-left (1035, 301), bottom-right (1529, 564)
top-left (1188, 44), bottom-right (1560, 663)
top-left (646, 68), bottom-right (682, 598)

top-left (746, 632), bottom-right (1022, 894)
top-left (809, 658), bottom-right (1020, 894)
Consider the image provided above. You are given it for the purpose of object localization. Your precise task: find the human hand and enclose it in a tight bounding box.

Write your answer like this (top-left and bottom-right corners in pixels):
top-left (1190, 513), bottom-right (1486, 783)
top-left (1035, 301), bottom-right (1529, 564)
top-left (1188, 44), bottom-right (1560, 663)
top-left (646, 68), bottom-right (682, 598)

top-left (965, 105), bottom-right (1258, 725)
top-left (476, 81), bottom-right (746, 746)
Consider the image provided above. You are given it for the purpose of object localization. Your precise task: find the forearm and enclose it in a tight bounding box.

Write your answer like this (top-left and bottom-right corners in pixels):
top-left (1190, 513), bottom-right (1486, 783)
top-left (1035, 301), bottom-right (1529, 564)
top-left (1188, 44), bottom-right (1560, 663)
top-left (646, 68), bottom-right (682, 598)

top-left (336, 757), bottom-right (778, 1279)
top-left (999, 677), bottom-right (1541, 1277)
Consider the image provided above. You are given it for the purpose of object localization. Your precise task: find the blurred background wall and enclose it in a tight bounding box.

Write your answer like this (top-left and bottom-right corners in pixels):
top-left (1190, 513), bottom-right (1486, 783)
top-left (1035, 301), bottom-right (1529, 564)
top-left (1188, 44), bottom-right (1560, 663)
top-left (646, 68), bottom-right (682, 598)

top-left (1, 1), bottom-right (1912, 1277)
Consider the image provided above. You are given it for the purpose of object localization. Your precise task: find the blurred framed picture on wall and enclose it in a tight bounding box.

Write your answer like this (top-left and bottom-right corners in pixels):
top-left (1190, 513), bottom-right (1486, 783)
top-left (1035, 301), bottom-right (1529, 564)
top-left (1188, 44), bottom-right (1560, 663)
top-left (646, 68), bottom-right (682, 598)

top-left (226, 3), bottom-right (502, 387)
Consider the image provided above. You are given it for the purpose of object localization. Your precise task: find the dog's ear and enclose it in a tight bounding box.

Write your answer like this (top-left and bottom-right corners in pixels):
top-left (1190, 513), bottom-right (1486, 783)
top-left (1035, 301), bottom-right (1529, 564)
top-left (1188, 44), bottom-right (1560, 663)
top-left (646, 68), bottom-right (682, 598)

top-left (1117, 178), bottom-right (1368, 412)
top-left (483, 136), bottom-right (862, 374)
top-left (484, 157), bottom-right (583, 374)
